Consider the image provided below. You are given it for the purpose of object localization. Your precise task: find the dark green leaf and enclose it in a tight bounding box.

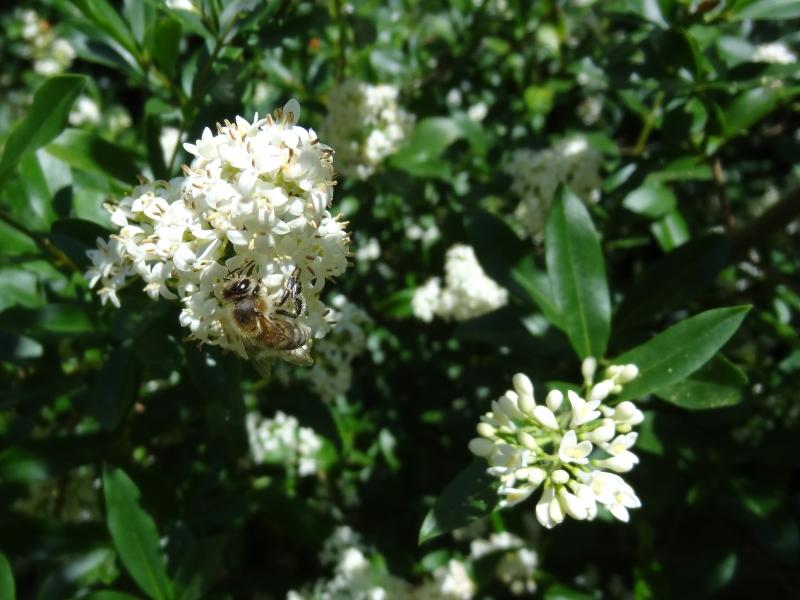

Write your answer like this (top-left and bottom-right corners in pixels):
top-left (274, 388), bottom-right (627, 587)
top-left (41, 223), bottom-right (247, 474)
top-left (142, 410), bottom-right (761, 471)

top-left (654, 355), bottom-right (747, 410)
top-left (721, 86), bottom-right (798, 141)
top-left (0, 304), bottom-right (95, 338)
top-left (616, 234), bottom-right (731, 330)
top-left (150, 18), bottom-right (181, 76)
top-left (419, 459), bottom-right (500, 544)
top-left (622, 182), bottom-right (677, 219)
top-left (17, 151), bottom-right (64, 230)
top-left (84, 592), bottom-right (143, 600)
top-left (0, 75), bottom-right (86, 187)
top-left (173, 536), bottom-right (226, 600)
top-left (73, 0), bottom-right (139, 57)
top-left (545, 187), bottom-right (610, 359)
top-left (614, 306), bottom-right (751, 402)
top-left (0, 332), bottom-right (43, 360)
top-left (0, 551), bottom-right (14, 600)
top-left (51, 218), bottom-right (112, 270)
top-left (46, 129), bottom-right (140, 185)
top-left (87, 342), bottom-right (139, 430)
top-left (103, 465), bottom-right (174, 600)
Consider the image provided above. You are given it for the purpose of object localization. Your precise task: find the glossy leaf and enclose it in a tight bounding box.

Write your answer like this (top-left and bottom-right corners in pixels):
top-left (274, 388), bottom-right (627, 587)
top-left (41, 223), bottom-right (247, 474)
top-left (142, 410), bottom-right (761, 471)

top-left (654, 355), bottom-right (747, 410)
top-left (614, 306), bottom-right (751, 402)
top-left (73, 0), bottom-right (139, 57)
top-left (650, 208), bottom-right (689, 251)
top-left (103, 465), bottom-right (173, 600)
top-left (0, 551), bottom-right (14, 600)
top-left (546, 187), bottom-right (610, 359)
top-left (732, 0), bottom-right (800, 19)
top-left (721, 86), bottom-right (798, 141)
top-left (623, 181), bottom-right (677, 219)
top-left (419, 459), bottom-right (500, 544)
top-left (390, 117), bottom-right (463, 179)
top-left (46, 129), bottom-right (140, 185)
top-left (0, 75), bottom-right (86, 187)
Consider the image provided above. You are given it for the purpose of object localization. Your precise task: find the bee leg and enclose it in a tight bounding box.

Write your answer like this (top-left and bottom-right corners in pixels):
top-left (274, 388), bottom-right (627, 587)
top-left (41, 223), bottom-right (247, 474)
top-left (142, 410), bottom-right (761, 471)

top-left (276, 308), bottom-right (297, 319)
top-left (276, 288), bottom-right (290, 308)
top-left (294, 295), bottom-right (306, 316)
top-left (245, 261), bottom-right (256, 276)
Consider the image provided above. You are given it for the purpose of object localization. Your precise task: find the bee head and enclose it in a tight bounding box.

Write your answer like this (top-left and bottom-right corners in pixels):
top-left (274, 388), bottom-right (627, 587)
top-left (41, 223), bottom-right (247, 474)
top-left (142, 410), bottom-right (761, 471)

top-left (222, 277), bottom-right (255, 300)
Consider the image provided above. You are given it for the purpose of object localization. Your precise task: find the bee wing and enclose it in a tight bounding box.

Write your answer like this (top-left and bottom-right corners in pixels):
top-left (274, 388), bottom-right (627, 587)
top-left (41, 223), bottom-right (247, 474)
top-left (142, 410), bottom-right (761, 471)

top-left (241, 336), bottom-right (274, 379)
top-left (282, 346), bottom-right (314, 367)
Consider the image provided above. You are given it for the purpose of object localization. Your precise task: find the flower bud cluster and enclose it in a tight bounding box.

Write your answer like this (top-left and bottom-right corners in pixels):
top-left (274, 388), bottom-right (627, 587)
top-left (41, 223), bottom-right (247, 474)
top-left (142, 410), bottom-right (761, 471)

top-left (469, 359), bottom-right (643, 529)
top-left (307, 294), bottom-right (371, 402)
top-left (17, 9), bottom-right (75, 76)
top-left (412, 244), bottom-right (508, 322)
top-left (505, 136), bottom-right (602, 238)
top-left (321, 79), bottom-right (414, 180)
top-left (84, 100), bottom-right (351, 360)
top-left (246, 410), bottom-right (323, 477)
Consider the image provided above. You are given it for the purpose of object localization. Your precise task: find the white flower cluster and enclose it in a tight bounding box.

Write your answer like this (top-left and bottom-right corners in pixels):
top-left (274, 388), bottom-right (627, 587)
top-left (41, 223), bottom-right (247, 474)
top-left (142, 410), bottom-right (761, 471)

top-left (412, 244), bottom-right (508, 323)
top-left (246, 410), bottom-right (323, 477)
top-left (505, 136), bottom-right (602, 238)
top-left (321, 79), bottom-right (414, 180)
top-left (19, 9), bottom-right (75, 76)
top-left (289, 526), bottom-right (477, 599)
top-left (308, 295), bottom-right (371, 403)
top-left (469, 358), bottom-right (644, 529)
top-left (470, 532), bottom-right (537, 596)
top-left (85, 100), bottom-right (351, 362)
top-left (753, 42), bottom-right (797, 65)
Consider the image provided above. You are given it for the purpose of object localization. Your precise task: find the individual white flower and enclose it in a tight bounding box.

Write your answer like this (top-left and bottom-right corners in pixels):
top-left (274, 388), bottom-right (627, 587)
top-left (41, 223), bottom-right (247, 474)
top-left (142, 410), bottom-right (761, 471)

top-left (85, 100), bottom-right (352, 366)
top-left (246, 410), bottom-right (323, 477)
top-left (753, 42), bottom-right (797, 65)
top-left (321, 79), bottom-right (415, 180)
top-left (470, 365), bottom-right (643, 528)
top-left (412, 244), bottom-right (508, 323)
top-left (506, 136), bottom-right (602, 238)
top-left (159, 126), bottom-right (182, 162)
top-left (432, 559), bottom-right (476, 599)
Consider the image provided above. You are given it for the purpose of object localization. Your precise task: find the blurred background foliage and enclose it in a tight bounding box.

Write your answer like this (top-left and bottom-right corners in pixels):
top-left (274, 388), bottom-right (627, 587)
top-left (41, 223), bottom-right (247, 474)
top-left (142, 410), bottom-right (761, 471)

top-left (0, 0), bottom-right (799, 598)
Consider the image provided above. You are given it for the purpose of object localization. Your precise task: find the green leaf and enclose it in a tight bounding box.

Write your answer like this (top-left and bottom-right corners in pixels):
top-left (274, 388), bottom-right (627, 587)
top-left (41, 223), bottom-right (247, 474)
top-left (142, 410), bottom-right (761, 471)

top-left (419, 460), bottom-right (500, 544)
top-left (0, 304), bottom-right (95, 338)
top-left (0, 268), bottom-right (43, 312)
top-left (103, 465), bottom-right (173, 600)
top-left (0, 551), bottom-right (15, 600)
top-left (732, 0), bottom-right (800, 20)
top-left (390, 117), bottom-right (463, 179)
top-left (545, 187), bottom-right (610, 359)
top-left (46, 129), bottom-right (140, 185)
top-left (84, 592), bottom-right (143, 600)
top-left (613, 306), bottom-right (751, 402)
top-left (87, 342), bottom-right (139, 430)
top-left (654, 355), bottom-right (747, 410)
top-left (650, 208), bottom-right (689, 251)
top-left (0, 75), bottom-right (86, 187)
top-left (150, 17), bottom-right (181, 76)
top-left (720, 86), bottom-right (799, 141)
top-left (73, 0), bottom-right (140, 57)
top-left (616, 234), bottom-right (731, 330)
top-left (623, 182), bottom-right (677, 219)
top-left (512, 256), bottom-right (563, 328)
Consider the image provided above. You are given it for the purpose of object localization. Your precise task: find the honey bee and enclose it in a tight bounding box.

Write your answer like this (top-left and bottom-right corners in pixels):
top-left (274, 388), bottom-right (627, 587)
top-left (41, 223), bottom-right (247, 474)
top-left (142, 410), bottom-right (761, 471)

top-left (220, 262), bottom-right (312, 378)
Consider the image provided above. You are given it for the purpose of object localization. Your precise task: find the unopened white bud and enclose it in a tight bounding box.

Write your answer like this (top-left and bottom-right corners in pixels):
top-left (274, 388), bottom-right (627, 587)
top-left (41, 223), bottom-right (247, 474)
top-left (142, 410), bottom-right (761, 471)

top-left (559, 488), bottom-right (589, 520)
top-left (533, 405), bottom-right (559, 430)
top-left (584, 418), bottom-right (615, 443)
top-left (620, 364), bottom-right (639, 383)
top-left (528, 467), bottom-right (546, 486)
top-left (546, 389), bottom-right (563, 412)
top-left (581, 357), bottom-right (597, 383)
top-left (518, 393), bottom-right (536, 416)
top-left (589, 379), bottom-right (614, 403)
top-left (513, 373), bottom-right (534, 397)
top-left (469, 438), bottom-right (494, 457)
top-left (614, 401), bottom-right (644, 425)
top-left (518, 431), bottom-right (538, 450)
top-left (477, 422), bottom-right (496, 438)
top-left (551, 469), bottom-right (569, 485)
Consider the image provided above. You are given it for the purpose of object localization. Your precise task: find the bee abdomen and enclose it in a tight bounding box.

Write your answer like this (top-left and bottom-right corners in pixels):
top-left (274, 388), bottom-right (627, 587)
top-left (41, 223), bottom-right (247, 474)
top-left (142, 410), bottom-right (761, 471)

top-left (259, 317), bottom-right (309, 350)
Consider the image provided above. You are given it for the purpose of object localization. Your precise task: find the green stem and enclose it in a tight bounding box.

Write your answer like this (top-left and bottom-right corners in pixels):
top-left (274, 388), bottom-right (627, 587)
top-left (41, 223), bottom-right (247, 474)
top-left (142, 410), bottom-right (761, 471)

top-left (633, 92), bottom-right (664, 156)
